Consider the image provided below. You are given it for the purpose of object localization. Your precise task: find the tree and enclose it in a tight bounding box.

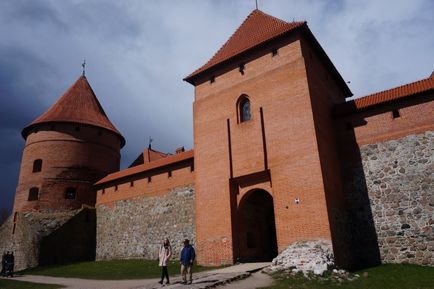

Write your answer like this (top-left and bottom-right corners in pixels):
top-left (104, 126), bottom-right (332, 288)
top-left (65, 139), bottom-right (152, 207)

top-left (0, 208), bottom-right (10, 227)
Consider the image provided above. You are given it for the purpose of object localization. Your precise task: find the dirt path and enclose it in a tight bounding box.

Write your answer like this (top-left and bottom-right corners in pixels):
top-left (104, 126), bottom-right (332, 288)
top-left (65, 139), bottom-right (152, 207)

top-left (10, 275), bottom-right (158, 289)
top-left (213, 271), bottom-right (273, 289)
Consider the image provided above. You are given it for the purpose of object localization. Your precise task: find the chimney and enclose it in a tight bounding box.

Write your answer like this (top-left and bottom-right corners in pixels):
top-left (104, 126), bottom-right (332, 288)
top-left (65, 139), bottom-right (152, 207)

top-left (176, 146), bottom-right (185, 154)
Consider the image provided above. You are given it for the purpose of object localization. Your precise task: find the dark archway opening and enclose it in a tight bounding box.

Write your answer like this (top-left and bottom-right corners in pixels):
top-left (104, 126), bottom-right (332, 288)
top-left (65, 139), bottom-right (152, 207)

top-left (237, 189), bottom-right (277, 262)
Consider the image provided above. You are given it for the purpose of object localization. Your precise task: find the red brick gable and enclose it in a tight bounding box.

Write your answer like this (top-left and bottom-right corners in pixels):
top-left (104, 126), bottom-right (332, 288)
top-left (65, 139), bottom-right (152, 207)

top-left (22, 75), bottom-right (125, 146)
top-left (184, 9), bottom-right (305, 82)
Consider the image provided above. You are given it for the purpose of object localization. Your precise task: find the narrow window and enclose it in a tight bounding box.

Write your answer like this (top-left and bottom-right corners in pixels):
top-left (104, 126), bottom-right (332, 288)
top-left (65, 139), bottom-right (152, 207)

top-left (32, 159), bottom-right (42, 172)
top-left (148, 176), bottom-right (152, 183)
top-left (28, 187), bottom-right (39, 201)
top-left (190, 163), bottom-right (195, 172)
top-left (130, 181), bottom-right (134, 187)
top-left (392, 109), bottom-right (400, 119)
top-left (102, 188), bottom-right (105, 195)
top-left (210, 76), bottom-right (215, 84)
top-left (114, 185), bottom-right (118, 191)
top-left (13, 212), bottom-right (18, 222)
top-left (272, 48), bottom-right (278, 56)
top-left (65, 187), bottom-right (76, 199)
top-left (168, 171), bottom-right (172, 178)
top-left (237, 95), bottom-right (251, 123)
top-left (12, 223), bottom-right (16, 235)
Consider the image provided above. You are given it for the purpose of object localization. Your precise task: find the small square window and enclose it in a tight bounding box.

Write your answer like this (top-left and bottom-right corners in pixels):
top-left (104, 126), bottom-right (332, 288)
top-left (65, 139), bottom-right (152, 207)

top-left (392, 109), bottom-right (400, 119)
top-left (272, 48), bottom-right (278, 56)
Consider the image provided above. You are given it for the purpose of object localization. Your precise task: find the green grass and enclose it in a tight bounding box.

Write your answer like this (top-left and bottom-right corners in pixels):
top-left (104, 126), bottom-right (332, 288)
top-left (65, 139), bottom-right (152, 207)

top-left (0, 278), bottom-right (63, 289)
top-left (21, 259), bottom-right (222, 280)
top-left (261, 264), bottom-right (434, 289)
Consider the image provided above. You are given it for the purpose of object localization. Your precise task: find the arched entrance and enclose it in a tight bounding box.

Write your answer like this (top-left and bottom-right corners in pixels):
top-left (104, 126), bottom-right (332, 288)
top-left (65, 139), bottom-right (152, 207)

top-left (237, 189), bottom-right (277, 262)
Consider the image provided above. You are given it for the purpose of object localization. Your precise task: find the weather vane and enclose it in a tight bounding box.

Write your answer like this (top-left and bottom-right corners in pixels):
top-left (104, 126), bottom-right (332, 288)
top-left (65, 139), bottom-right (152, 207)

top-left (82, 59), bottom-right (86, 76)
top-left (148, 136), bottom-right (153, 149)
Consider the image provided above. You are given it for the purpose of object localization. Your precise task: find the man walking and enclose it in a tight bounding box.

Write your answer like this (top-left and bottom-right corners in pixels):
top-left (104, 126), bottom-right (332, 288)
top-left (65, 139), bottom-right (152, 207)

top-left (180, 239), bottom-right (195, 285)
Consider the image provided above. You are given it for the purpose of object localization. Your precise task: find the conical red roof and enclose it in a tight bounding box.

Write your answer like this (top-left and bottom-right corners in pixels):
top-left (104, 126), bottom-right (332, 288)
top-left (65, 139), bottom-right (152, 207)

top-left (184, 9), bottom-right (305, 83)
top-left (22, 75), bottom-right (125, 146)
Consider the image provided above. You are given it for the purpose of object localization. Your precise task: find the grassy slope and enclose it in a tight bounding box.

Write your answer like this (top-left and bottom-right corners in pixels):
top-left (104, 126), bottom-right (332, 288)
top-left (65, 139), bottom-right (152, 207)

top-left (262, 264), bottom-right (434, 289)
top-left (22, 259), bottom-right (219, 280)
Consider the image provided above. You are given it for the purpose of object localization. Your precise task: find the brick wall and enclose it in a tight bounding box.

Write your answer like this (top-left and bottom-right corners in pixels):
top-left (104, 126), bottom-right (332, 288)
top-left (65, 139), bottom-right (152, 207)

top-left (14, 123), bottom-right (121, 213)
top-left (193, 35), bottom-right (333, 265)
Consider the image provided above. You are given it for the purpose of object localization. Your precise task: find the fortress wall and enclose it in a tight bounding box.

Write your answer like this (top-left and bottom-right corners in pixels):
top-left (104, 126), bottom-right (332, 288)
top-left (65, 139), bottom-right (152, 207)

top-left (335, 94), bottom-right (434, 268)
top-left (352, 131), bottom-right (434, 265)
top-left (0, 208), bottom-right (93, 270)
top-left (96, 185), bottom-right (195, 261)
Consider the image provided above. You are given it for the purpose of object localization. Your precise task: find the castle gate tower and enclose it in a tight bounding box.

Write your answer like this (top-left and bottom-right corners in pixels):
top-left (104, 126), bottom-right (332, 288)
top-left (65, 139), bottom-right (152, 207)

top-left (185, 10), bottom-right (352, 266)
top-left (14, 75), bottom-right (125, 213)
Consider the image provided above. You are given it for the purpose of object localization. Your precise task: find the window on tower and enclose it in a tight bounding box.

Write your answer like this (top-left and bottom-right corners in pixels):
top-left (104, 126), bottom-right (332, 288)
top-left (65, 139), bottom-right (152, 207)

top-left (32, 159), bottom-right (42, 172)
top-left (65, 187), bottom-right (77, 199)
top-left (28, 187), bottom-right (39, 201)
top-left (237, 95), bottom-right (251, 123)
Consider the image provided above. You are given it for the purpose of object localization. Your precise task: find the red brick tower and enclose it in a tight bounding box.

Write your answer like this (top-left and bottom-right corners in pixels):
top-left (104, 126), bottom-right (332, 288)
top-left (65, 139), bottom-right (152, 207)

top-left (13, 75), bottom-right (125, 213)
top-left (185, 10), bottom-right (352, 266)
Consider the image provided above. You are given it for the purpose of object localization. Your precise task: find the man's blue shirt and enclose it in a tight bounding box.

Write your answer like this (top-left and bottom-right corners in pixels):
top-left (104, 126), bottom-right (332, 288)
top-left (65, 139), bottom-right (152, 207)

top-left (180, 245), bottom-right (195, 266)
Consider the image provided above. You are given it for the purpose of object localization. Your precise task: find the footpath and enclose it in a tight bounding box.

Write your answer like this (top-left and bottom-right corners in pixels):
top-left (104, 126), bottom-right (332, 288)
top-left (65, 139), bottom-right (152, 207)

top-left (8, 263), bottom-right (272, 289)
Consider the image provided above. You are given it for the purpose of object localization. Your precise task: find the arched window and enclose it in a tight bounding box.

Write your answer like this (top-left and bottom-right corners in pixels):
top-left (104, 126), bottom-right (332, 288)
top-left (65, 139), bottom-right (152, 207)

top-left (65, 187), bottom-right (76, 200)
top-left (32, 159), bottom-right (42, 172)
top-left (237, 95), bottom-right (251, 123)
top-left (28, 187), bottom-right (39, 201)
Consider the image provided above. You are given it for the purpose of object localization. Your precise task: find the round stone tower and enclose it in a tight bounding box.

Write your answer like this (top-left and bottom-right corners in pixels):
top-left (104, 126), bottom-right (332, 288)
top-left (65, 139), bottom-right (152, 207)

top-left (13, 75), bottom-right (125, 212)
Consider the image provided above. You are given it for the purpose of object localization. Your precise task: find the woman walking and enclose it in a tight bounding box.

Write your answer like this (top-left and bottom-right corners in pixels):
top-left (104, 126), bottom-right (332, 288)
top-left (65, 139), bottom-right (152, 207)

top-left (158, 238), bottom-right (172, 285)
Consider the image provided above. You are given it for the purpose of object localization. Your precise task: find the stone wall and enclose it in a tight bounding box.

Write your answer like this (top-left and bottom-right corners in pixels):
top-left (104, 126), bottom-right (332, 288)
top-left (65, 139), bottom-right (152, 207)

top-left (347, 131), bottom-right (433, 266)
top-left (96, 185), bottom-right (195, 261)
top-left (0, 208), bottom-right (95, 270)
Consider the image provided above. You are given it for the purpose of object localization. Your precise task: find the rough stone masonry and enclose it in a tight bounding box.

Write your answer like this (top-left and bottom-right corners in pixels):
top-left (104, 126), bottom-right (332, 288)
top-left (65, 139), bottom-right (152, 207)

top-left (356, 131), bottom-right (434, 265)
top-left (96, 185), bottom-right (195, 260)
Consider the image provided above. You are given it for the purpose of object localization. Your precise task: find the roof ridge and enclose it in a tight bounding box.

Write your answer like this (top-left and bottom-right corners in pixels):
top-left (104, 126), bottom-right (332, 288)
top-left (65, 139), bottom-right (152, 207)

top-left (184, 9), bottom-right (305, 82)
top-left (357, 75), bottom-right (434, 101)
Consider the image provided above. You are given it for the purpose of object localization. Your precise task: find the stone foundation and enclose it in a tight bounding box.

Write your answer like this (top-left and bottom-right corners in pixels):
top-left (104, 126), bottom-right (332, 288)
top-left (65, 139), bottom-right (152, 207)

top-left (96, 185), bottom-right (195, 260)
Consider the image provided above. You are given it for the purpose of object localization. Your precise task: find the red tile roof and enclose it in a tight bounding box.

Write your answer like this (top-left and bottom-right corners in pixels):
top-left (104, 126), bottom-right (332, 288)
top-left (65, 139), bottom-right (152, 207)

top-left (129, 148), bottom-right (170, 168)
top-left (334, 74), bottom-right (434, 116)
top-left (22, 75), bottom-right (125, 146)
top-left (184, 9), bottom-right (305, 83)
top-left (95, 150), bottom-right (194, 185)
top-left (353, 75), bottom-right (434, 109)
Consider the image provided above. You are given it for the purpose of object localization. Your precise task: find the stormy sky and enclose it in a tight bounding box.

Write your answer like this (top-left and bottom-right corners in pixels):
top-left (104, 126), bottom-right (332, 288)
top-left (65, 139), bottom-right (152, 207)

top-left (1, 0), bottom-right (433, 214)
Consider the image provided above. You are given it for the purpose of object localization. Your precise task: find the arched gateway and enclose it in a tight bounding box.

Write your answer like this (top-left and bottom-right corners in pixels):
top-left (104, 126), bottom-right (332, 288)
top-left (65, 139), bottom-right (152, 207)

top-left (236, 189), bottom-right (278, 262)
